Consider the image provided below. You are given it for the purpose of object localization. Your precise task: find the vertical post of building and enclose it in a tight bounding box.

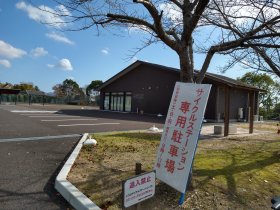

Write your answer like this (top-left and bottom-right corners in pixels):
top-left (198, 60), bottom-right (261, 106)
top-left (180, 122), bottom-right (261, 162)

top-left (249, 91), bottom-right (255, 134)
top-left (123, 92), bottom-right (126, 112)
top-left (215, 86), bottom-right (220, 122)
top-left (109, 92), bottom-right (112, 111)
top-left (224, 86), bottom-right (230, 137)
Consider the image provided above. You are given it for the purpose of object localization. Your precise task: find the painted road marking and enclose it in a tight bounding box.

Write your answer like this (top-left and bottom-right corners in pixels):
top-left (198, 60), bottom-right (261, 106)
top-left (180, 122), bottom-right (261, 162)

top-left (0, 134), bottom-right (81, 143)
top-left (29, 116), bottom-right (81, 118)
top-left (11, 110), bottom-right (59, 113)
top-left (58, 123), bottom-right (120, 127)
top-left (20, 113), bottom-right (62, 116)
top-left (42, 119), bottom-right (98, 122)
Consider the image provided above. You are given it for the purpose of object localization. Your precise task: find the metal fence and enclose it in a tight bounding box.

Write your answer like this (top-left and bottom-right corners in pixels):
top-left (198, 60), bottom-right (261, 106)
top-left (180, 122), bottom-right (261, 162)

top-left (0, 93), bottom-right (100, 106)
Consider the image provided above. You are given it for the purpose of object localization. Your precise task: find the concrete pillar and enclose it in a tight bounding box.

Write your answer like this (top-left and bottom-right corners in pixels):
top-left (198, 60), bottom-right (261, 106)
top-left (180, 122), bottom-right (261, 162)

top-left (249, 91), bottom-right (255, 134)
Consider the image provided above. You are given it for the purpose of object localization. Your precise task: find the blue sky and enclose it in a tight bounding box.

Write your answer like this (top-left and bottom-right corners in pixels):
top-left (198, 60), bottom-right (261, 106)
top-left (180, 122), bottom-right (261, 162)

top-left (0, 1), bottom-right (249, 92)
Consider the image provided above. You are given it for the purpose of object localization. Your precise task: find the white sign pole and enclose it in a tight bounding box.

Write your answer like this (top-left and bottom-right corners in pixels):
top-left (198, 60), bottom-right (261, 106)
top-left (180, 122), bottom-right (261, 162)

top-left (154, 82), bottom-right (211, 193)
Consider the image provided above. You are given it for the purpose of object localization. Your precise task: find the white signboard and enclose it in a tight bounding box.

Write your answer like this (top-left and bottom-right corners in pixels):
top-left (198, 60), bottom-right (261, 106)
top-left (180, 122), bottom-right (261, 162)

top-left (123, 171), bottom-right (156, 208)
top-left (155, 82), bottom-right (211, 193)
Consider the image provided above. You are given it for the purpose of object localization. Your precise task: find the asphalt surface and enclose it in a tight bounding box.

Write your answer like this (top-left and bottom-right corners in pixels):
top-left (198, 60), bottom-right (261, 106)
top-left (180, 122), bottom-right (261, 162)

top-left (0, 104), bottom-right (165, 209)
top-left (0, 138), bottom-right (77, 210)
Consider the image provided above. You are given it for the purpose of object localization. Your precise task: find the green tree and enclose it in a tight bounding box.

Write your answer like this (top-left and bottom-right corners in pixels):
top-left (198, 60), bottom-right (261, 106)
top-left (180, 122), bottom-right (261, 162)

top-left (238, 72), bottom-right (279, 116)
top-left (0, 82), bottom-right (13, 89)
top-left (86, 80), bottom-right (103, 96)
top-left (62, 79), bottom-right (80, 97)
top-left (274, 103), bottom-right (280, 116)
top-left (273, 82), bottom-right (280, 105)
top-left (53, 79), bottom-right (80, 103)
top-left (52, 84), bottom-right (65, 98)
top-left (13, 82), bottom-right (40, 91)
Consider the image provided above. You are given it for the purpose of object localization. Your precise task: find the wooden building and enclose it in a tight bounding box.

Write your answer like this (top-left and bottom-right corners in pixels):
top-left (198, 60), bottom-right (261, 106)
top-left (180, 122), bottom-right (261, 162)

top-left (98, 61), bottom-right (262, 122)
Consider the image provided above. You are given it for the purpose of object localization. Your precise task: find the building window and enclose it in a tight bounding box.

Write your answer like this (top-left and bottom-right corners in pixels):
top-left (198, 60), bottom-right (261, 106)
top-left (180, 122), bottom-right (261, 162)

top-left (110, 92), bottom-right (124, 111)
top-left (104, 93), bottom-right (110, 110)
top-left (103, 92), bottom-right (132, 112)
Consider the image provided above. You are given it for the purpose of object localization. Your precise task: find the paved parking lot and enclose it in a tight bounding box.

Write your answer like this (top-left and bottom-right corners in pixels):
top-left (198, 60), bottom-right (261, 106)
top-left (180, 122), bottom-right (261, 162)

top-left (0, 104), bottom-right (165, 209)
top-left (0, 104), bottom-right (164, 140)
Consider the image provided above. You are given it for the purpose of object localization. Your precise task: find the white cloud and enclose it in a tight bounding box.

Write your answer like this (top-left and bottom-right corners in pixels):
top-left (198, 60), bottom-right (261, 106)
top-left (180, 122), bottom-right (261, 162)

top-left (126, 2), bottom-right (182, 34)
top-left (56, 58), bottom-right (73, 71)
top-left (16, 1), bottom-right (70, 28)
top-left (229, 3), bottom-right (279, 26)
top-left (101, 48), bottom-right (109, 55)
top-left (47, 64), bottom-right (55, 68)
top-left (55, 5), bottom-right (70, 16)
top-left (159, 3), bottom-right (182, 25)
top-left (0, 59), bottom-right (11, 68)
top-left (46, 32), bottom-right (74, 45)
top-left (31, 47), bottom-right (48, 57)
top-left (0, 40), bottom-right (27, 59)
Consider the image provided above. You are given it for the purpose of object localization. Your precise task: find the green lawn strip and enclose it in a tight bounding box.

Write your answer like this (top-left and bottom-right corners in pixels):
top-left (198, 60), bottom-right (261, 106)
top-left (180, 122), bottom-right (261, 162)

top-left (194, 136), bottom-right (280, 208)
top-left (69, 132), bottom-right (161, 208)
top-left (236, 121), bottom-right (279, 132)
top-left (68, 132), bottom-right (280, 209)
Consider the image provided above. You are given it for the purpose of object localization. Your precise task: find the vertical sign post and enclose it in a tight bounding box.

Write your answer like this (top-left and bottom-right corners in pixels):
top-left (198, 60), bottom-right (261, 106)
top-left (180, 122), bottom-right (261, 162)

top-left (155, 82), bottom-right (211, 194)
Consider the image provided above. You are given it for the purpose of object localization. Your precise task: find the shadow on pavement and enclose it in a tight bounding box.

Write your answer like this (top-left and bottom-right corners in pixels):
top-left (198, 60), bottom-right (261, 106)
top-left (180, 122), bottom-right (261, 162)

top-left (43, 140), bottom-right (79, 210)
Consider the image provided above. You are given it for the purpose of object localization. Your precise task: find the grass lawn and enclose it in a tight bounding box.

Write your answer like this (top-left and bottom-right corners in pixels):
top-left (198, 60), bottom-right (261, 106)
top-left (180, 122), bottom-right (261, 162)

top-left (68, 122), bottom-right (280, 210)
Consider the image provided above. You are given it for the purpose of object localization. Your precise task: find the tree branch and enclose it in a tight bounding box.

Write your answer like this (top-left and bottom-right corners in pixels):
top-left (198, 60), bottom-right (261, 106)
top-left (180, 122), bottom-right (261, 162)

top-left (243, 43), bottom-right (280, 48)
top-left (133, 0), bottom-right (180, 51)
top-left (182, 0), bottom-right (210, 45)
top-left (106, 13), bottom-right (155, 31)
top-left (252, 46), bottom-right (280, 78)
top-left (196, 47), bottom-right (215, 83)
top-left (169, 0), bottom-right (183, 9)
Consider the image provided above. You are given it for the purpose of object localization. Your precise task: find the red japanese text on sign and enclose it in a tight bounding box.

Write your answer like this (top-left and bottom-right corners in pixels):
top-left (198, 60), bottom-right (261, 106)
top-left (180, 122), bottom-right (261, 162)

top-left (155, 82), bottom-right (211, 193)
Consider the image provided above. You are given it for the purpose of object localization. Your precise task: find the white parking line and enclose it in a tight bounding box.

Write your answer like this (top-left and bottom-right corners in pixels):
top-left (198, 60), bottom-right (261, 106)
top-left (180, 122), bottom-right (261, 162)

top-left (11, 110), bottom-right (58, 113)
top-left (0, 134), bottom-right (82, 143)
top-left (58, 123), bottom-right (120, 127)
top-left (29, 116), bottom-right (81, 118)
top-left (20, 113), bottom-right (62, 116)
top-left (42, 119), bottom-right (98, 122)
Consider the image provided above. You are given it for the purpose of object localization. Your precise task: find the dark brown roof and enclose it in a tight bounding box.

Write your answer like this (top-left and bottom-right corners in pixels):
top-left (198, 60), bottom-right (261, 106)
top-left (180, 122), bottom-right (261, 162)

top-left (98, 60), bottom-right (263, 91)
top-left (0, 88), bottom-right (21, 94)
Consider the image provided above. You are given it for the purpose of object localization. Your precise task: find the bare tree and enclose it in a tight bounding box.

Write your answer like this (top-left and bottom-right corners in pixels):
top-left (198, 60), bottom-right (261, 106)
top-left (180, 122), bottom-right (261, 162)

top-left (198, 0), bottom-right (280, 82)
top-left (44, 0), bottom-right (280, 82)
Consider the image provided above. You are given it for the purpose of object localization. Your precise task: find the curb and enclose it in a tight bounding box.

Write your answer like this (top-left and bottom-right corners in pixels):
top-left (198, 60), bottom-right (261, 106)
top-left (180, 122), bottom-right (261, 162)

top-left (55, 133), bottom-right (101, 210)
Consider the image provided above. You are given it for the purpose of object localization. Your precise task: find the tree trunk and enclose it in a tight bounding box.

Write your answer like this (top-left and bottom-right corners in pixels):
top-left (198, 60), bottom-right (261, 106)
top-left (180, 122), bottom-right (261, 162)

top-left (179, 47), bottom-right (194, 83)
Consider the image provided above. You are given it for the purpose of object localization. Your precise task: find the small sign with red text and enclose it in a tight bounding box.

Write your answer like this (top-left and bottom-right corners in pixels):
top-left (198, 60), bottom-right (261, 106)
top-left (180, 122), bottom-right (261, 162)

top-left (123, 171), bottom-right (155, 208)
top-left (155, 82), bottom-right (211, 193)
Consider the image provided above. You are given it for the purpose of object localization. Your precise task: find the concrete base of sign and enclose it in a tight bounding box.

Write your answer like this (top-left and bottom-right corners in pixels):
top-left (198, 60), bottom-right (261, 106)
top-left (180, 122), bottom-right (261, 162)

top-left (214, 125), bottom-right (237, 135)
top-left (55, 133), bottom-right (101, 210)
